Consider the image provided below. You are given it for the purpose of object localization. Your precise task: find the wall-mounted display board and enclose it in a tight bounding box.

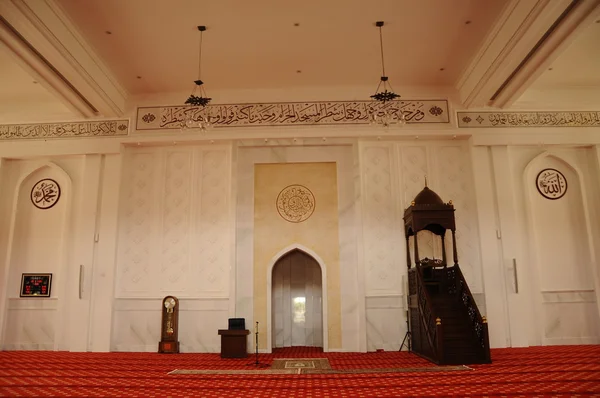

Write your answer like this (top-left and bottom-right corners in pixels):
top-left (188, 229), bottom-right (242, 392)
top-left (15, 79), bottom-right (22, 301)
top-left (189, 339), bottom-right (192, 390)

top-left (20, 273), bottom-right (52, 297)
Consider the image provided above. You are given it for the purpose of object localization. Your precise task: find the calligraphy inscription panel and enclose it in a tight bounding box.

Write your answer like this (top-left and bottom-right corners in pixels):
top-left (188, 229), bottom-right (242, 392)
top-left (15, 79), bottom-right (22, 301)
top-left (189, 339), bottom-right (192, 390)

top-left (136, 100), bottom-right (449, 130)
top-left (0, 120), bottom-right (129, 140)
top-left (31, 179), bottom-right (61, 209)
top-left (276, 185), bottom-right (316, 223)
top-left (458, 111), bottom-right (600, 128)
top-left (536, 168), bottom-right (567, 200)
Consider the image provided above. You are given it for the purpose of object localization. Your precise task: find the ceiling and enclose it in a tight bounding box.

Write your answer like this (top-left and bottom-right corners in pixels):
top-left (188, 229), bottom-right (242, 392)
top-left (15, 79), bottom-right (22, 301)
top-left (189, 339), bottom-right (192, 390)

top-left (54, 0), bottom-right (507, 94)
top-left (0, 48), bottom-right (76, 124)
top-left (1, 0), bottom-right (600, 123)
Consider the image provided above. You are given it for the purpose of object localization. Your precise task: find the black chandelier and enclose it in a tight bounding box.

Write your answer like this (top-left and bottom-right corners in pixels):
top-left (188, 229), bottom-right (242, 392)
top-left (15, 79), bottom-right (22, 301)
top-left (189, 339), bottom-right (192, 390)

top-left (183, 25), bottom-right (213, 131)
top-left (369, 21), bottom-right (406, 128)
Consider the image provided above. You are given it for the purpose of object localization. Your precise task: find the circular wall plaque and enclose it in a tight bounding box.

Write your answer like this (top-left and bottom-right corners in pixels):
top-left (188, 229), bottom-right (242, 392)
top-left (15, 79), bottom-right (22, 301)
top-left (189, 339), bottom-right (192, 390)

top-left (30, 179), bottom-right (61, 209)
top-left (276, 184), bottom-right (316, 223)
top-left (536, 168), bottom-right (567, 200)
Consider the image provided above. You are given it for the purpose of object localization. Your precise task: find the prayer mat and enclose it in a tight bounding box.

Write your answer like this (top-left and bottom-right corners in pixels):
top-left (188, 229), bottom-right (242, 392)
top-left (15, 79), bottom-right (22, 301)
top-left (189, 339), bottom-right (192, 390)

top-left (169, 358), bottom-right (471, 375)
top-left (271, 358), bottom-right (332, 371)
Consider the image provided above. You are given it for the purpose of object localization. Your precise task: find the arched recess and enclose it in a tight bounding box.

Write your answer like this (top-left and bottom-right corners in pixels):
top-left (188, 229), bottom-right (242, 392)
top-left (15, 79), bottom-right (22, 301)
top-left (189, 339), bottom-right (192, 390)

top-left (272, 249), bottom-right (323, 349)
top-left (523, 151), bottom-right (600, 345)
top-left (0, 161), bottom-right (73, 350)
top-left (266, 244), bottom-right (328, 353)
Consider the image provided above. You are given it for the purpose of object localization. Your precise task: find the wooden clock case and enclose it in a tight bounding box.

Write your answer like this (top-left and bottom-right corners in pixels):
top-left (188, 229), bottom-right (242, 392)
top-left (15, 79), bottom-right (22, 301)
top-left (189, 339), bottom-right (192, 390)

top-left (158, 295), bottom-right (180, 353)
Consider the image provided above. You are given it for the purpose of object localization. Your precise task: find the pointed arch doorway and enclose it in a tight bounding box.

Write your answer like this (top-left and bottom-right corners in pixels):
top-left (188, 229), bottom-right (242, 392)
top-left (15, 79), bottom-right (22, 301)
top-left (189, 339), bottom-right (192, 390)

top-left (271, 249), bottom-right (323, 349)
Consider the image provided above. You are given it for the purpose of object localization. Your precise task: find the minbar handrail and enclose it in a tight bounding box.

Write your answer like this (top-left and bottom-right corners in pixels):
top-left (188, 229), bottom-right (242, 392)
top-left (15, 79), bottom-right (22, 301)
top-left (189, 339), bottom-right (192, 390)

top-left (448, 264), bottom-right (491, 362)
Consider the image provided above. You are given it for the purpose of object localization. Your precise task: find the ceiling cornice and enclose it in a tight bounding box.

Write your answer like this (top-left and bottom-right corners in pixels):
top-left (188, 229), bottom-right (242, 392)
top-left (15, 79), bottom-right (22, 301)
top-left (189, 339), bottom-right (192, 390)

top-left (0, 18), bottom-right (95, 118)
top-left (0, 0), bottom-right (129, 117)
top-left (491, 0), bottom-right (600, 108)
top-left (455, 0), bottom-right (581, 109)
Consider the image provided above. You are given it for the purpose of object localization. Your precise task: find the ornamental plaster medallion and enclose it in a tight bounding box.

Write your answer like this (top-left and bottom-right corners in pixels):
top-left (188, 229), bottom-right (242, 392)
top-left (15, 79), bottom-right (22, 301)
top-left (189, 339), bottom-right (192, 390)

top-left (31, 179), bottom-right (61, 209)
top-left (536, 168), bottom-right (567, 200)
top-left (276, 185), bottom-right (315, 223)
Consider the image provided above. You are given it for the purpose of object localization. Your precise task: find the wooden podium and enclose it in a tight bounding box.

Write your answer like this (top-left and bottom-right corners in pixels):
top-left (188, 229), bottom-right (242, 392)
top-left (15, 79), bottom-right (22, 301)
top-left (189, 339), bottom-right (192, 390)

top-left (218, 329), bottom-right (250, 358)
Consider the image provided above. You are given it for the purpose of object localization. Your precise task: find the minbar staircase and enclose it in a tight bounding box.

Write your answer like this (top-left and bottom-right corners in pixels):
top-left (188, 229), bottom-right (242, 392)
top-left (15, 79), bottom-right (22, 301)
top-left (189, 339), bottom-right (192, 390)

top-left (408, 261), bottom-right (491, 365)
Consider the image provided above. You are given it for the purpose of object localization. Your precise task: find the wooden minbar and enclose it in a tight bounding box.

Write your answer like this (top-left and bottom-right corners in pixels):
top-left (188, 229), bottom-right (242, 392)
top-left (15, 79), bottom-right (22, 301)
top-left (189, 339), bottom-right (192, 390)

top-left (218, 329), bottom-right (250, 358)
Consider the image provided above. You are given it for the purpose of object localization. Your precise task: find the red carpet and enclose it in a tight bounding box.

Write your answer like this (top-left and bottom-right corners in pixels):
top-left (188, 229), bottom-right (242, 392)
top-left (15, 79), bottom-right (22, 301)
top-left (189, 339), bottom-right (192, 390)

top-left (0, 345), bottom-right (599, 397)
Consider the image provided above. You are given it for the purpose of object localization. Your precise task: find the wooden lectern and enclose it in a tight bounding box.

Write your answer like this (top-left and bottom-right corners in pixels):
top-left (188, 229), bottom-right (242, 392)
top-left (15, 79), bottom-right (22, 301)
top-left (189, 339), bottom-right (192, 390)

top-left (218, 329), bottom-right (250, 358)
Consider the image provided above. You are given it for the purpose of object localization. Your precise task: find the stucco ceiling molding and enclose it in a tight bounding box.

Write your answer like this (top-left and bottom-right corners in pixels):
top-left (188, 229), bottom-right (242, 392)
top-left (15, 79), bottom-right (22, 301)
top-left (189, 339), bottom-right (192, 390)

top-left (491, 0), bottom-right (600, 108)
top-left (456, 0), bottom-right (580, 109)
top-left (0, 0), bottom-right (128, 117)
top-left (0, 21), bottom-right (91, 119)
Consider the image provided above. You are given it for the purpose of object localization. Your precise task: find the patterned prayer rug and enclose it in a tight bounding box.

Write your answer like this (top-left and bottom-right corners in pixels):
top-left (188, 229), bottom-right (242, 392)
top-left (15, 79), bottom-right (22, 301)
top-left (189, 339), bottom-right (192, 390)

top-left (170, 357), bottom-right (470, 375)
top-left (3, 346), bottom-right (600, 397)
top-left (271, 358), bottom-right (332, 371)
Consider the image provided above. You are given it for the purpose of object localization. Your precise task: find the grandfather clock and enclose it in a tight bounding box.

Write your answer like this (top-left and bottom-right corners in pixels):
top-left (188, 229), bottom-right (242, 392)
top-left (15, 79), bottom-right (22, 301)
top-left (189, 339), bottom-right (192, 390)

top-left (158, 296), bottom-right (180, 353)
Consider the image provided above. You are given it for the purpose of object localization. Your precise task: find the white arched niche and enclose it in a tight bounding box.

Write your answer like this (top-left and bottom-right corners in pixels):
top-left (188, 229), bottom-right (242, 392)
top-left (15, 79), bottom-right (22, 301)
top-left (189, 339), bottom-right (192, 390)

top-left (1, 161), bottom-right (72, 350)
top-left (523, 152), bottom-right (600, 345)
top-left (266, 243), bottom-right (328, 353)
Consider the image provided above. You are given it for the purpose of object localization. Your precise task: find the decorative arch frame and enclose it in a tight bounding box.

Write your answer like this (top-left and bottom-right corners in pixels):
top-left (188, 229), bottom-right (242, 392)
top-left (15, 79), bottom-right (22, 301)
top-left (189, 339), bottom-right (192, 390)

top-left (522, 150), bottom-right (600, 343)
top-left (0, 161), bottom-right (73, 350)
top-left (266, 243), bottom-right (328, 353)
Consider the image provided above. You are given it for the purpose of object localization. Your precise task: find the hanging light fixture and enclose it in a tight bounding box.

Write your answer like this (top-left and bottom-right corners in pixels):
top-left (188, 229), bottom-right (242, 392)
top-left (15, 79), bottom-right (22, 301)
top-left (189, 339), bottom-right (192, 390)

top-left (182, 25), bottom-right (213, 132)
top-left (369, 21), bottom-right (406, 128)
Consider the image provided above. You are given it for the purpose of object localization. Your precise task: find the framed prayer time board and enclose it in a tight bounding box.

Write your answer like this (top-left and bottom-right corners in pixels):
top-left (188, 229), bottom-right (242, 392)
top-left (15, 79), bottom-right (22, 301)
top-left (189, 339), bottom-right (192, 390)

top-left (20, 273), bottom-right (52, 297)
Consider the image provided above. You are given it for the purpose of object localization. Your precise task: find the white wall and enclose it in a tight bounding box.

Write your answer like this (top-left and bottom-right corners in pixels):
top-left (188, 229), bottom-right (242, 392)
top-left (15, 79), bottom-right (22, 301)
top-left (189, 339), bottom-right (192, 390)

top-left (472, 145), bottom-right (600, 348)
top-left (0, 155), bottom-right (121, 351)
top-left (2, 162), bottom-right (70, 350)
top-left (359, 140), bottom-right (484, 351)
top-left (2, 128), bottom-right (599, 353)
top-left (112, 145), bottom-right (233, 352)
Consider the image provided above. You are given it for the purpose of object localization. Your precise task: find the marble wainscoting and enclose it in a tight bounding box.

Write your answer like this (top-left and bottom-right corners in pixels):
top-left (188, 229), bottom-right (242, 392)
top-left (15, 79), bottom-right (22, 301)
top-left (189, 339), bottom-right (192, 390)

top-left (2, 298), bottom-right (57, 350)
top-left (111, 298), bottom-right (229, 352)
top-left (542, 290), bottom-right (600, 345)
top-left (365, 294), bottom-right (406, 352)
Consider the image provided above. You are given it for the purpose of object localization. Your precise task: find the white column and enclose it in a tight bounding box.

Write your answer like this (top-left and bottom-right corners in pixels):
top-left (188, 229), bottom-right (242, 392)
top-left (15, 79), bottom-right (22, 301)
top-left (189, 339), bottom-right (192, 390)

top-left (470, 145), bottom-right (511, 348)
top-left (88, 153), bottom-right (122, 352)
top-left (68, 154), bottom-right (103, 351)
top-left (491, 146), bottom-right (536, 347)
top-left (591, 145), bottom-right (600, 321)
top-left (0, 157), bottom-right (10, 346)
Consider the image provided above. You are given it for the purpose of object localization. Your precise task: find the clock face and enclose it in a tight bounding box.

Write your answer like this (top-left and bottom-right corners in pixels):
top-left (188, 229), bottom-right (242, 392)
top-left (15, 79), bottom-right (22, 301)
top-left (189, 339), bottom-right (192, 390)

top-left (164, 297), bottom-right (176, 309)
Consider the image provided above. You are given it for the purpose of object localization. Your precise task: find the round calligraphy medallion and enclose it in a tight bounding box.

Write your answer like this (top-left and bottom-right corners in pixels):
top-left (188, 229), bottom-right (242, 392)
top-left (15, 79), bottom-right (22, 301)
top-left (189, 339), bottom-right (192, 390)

top-left (276, 185), bottom-right (316, 223)
top-left (30, 179), bottom-right (61, 209)
top-left (536, 168), bottom-right (567, 200)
